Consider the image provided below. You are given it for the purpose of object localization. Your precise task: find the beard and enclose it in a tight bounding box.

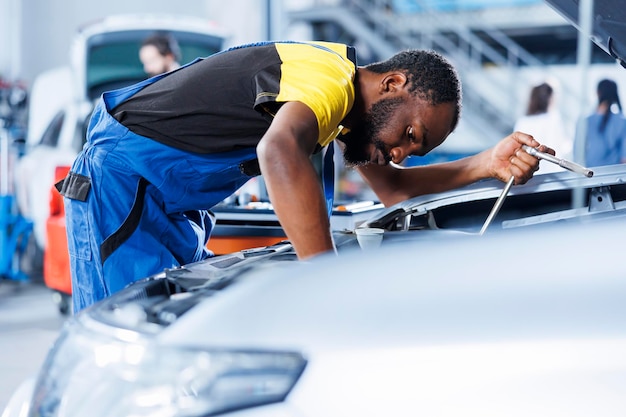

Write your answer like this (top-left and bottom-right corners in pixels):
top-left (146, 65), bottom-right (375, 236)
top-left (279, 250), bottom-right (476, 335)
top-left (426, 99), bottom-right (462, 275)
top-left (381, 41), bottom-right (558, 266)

top-left (340, 97), bottom-right (405, 166)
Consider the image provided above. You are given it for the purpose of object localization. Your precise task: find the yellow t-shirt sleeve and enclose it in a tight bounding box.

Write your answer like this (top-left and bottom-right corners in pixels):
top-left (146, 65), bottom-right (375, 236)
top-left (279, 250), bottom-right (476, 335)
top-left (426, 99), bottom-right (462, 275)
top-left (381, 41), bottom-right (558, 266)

top-left (274, 43), bottom-right (356, 147)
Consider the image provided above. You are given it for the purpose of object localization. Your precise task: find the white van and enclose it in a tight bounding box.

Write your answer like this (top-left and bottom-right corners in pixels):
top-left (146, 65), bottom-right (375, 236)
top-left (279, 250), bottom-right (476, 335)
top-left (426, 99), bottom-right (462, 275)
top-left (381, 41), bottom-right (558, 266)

top-left (15, 14), bottom-right (227, 255)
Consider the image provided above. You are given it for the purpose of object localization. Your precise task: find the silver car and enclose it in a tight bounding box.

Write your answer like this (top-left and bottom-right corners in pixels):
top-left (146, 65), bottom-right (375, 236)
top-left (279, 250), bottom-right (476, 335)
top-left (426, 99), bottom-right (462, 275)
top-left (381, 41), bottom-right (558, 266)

top-left (3, 160), bottom-right (626, 417)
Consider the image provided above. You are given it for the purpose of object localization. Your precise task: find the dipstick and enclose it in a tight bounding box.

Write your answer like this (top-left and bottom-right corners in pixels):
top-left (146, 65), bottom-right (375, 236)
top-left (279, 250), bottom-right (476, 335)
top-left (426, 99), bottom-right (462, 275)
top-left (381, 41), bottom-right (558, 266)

top-left (479, 176), bottom-right (515, 236)
top-left (522, 145), bottom-right (594, 177)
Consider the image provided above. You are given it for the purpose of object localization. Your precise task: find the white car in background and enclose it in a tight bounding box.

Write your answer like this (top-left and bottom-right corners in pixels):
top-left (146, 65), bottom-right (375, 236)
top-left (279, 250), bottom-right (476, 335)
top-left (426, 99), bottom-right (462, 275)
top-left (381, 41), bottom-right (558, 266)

top-left (15, 14), bottom-right (226, 258)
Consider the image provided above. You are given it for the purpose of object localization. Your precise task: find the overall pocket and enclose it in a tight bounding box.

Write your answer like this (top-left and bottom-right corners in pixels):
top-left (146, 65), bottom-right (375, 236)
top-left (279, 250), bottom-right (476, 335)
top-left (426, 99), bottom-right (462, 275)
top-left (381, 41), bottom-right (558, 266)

top-left (63, 196), bottom-right (92, 261)
top-left (59, 171), bottom-right (93, 261)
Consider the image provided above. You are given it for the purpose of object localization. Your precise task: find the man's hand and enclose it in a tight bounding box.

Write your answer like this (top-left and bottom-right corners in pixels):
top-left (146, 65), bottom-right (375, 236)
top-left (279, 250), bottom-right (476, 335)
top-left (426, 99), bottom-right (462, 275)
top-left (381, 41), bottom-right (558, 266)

top-left (357, 131), bottom-right (556, 207)
top-left (486, 131), bottom-right (555, 185)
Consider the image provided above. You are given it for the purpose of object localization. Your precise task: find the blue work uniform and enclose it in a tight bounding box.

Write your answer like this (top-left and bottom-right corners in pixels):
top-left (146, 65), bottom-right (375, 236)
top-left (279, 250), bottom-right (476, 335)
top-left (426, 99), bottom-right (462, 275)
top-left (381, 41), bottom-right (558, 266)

top-left (59, 41), bottom-right (357, 312)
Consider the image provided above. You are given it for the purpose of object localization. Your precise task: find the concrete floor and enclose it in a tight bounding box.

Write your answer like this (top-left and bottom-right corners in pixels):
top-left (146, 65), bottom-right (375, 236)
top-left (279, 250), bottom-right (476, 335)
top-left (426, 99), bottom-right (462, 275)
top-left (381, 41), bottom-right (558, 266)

top-left (0, 277), bottom-right (67, 411)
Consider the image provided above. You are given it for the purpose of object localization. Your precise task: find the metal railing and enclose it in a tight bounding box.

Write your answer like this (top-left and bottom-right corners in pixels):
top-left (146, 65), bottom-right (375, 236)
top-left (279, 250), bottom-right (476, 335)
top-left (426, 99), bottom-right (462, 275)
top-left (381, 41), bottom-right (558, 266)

top-left (290, 0), bottom-right (583, 146)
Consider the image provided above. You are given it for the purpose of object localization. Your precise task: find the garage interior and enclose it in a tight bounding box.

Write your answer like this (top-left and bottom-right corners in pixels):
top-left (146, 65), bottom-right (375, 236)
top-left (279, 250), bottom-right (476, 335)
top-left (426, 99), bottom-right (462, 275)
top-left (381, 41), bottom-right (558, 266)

top-left (1, 0), bottom-right (624, 412)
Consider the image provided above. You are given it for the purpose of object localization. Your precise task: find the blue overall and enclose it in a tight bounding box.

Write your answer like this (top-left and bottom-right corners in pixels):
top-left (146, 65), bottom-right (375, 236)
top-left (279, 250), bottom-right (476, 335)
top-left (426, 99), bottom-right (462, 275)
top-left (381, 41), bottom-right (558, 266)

top-left (64, 64), bottom-right (259, 313)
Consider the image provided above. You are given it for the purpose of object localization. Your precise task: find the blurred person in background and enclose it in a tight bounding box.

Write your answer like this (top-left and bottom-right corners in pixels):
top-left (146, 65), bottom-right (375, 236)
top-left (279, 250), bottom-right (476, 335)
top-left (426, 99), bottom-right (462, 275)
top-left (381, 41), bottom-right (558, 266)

top-left (139, 33), bottom-right (181, 77)
top-left (575, 78), bottom-right (626, 167)
top-left (514, 81), bottom-right (571, 173)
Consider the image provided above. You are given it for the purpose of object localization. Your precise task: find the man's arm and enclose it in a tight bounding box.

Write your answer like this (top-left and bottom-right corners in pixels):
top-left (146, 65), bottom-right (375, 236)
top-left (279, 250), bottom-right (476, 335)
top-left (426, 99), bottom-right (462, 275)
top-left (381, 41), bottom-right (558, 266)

top-left (357, 132), bottom-right (548, 207)
top-left (257, 101), bottom-right (334, 260)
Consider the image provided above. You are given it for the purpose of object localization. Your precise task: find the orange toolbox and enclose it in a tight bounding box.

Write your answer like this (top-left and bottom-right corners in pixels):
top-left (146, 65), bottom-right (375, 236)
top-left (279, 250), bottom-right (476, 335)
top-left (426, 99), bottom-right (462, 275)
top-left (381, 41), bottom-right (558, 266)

top-left (44, 166), bottom-right (72, 314)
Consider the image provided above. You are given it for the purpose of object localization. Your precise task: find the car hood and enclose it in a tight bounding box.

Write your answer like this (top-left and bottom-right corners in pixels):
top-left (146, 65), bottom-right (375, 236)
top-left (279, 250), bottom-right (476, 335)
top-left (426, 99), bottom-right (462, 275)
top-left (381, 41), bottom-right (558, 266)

top-left (157, 217), bottom-right (625, 352)
top-left (79, 165), bottom-right (626, 343)
top-left (546, 0), bottom-right (626, 68)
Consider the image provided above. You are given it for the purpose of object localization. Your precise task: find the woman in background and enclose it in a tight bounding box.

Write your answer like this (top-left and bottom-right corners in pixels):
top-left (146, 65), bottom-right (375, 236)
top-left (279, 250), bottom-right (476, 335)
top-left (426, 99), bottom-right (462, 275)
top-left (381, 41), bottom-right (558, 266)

top-left (576, 78), bottom-right (626, 167)
top-left (515, 81), bottom-right (572, 173)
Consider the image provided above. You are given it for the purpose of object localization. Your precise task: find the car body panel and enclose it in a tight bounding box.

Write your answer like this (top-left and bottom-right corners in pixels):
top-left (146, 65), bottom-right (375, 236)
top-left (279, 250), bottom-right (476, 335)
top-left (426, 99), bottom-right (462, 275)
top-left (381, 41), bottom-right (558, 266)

top-left (159, 219), bottom-right (624, 350)
top-left (70, 163), bottom-right (626, 338)
top-left (17, 216), bottom-right (626, 417)
top-left (1, 377), bottom-right (35, 417)
top-left (24, 66), bottom-right (73, 149)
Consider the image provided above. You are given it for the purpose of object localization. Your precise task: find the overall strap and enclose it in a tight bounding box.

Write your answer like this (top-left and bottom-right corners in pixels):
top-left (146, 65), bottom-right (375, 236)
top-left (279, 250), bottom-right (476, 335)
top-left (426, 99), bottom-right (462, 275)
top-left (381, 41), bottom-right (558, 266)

top-left (322, 143), bottom-right (334, 218)
top-left (102, 57), bottom-right (203, 110)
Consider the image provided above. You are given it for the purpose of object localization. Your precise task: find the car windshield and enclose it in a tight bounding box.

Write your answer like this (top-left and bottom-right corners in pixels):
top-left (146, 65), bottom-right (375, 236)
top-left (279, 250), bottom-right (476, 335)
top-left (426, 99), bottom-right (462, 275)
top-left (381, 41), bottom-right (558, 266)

top-left (38, 110), bottom-right (65, 147)
top-left (86, 30), bottom-right (224, 100)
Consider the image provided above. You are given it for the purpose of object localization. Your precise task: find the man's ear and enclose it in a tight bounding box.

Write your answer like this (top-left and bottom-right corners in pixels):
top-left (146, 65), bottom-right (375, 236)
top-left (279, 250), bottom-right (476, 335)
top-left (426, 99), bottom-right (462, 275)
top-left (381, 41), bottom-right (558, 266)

top-left (380, 72), bottom-right (408, 94)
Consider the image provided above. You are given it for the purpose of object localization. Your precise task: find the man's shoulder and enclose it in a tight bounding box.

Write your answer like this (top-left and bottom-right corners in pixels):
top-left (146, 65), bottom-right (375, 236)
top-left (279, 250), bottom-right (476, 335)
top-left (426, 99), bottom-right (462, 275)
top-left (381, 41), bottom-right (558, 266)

top-left (275, 41), bottom-right (357, 66)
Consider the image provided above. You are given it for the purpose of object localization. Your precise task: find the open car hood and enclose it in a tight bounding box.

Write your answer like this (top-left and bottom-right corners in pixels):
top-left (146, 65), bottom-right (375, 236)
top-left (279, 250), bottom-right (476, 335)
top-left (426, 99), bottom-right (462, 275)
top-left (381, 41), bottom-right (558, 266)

top-left (545, 0), bottom-right (626, 68)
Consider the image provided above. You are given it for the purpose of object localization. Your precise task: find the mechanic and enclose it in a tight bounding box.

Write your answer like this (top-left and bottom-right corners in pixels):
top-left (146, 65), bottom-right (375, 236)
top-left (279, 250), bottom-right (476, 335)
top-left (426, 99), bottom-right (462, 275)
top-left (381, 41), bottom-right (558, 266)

top-left (139, 32), bottom-right (181, 77)
top-left (58, 41), bottom-right (552, 312)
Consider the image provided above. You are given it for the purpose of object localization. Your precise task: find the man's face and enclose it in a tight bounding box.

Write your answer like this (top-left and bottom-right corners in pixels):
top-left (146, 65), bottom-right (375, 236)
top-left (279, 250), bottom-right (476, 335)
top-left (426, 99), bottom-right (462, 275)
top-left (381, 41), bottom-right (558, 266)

top-left (341, 97), bottom-right (403, 166)
top-left (340, 95), bottom-right (456, 167)
top-left (139, 45), bottom-right (171, 77)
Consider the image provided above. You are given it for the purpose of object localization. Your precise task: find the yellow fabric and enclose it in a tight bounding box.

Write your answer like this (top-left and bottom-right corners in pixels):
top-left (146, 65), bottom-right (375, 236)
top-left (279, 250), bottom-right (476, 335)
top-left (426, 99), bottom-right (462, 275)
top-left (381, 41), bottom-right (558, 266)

top-left (274, 42), bottom-right (356, 147)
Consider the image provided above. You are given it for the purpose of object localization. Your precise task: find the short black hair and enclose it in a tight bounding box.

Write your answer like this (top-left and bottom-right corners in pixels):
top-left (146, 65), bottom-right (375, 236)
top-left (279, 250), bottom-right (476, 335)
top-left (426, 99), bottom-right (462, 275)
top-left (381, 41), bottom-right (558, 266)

top-left (365, 49), bottom-right (462, 129)
top-left (141, 32), bottom-right (181, 62)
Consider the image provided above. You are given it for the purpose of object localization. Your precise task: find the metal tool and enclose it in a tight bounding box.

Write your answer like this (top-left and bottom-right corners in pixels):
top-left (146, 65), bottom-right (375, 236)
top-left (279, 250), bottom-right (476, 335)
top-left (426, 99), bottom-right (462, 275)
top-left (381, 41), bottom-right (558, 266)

top-left (479, 175), bottom-right (515, 236)
top-left (521, 145), bottom-right (594, 177)
top-left (478, 145), bottom-right (594, 235)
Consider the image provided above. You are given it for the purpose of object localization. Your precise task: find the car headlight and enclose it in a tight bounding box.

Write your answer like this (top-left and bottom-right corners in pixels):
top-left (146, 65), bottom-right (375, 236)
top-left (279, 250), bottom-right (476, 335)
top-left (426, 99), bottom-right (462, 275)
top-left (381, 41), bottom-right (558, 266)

top-left (30, 317), bottom-right (306, 417)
